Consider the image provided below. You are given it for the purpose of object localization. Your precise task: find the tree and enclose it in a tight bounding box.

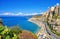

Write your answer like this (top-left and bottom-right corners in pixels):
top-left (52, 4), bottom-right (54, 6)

top-left (10, 26), bottom-right (22, 35)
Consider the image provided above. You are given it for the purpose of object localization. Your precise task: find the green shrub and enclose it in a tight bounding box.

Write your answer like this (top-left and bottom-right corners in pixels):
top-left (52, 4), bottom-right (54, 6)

top-left (10, 26), bottom-right (22, 34)
top-left (5, 35), bottom-right (10, 39)
top-left (0, 26), bottom-right (5, 32)
top-left (12, 33), bottom-right (17, 39)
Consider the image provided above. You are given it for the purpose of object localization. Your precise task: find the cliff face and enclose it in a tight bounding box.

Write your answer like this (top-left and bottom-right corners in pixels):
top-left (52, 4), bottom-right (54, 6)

top-left (41, 5), bottom-right (60, 32)
top-left (0, 18), bottom-right (3, 26)
top-left (42, 5), bottom-right (60, 21)
top-left (32, 5), bottom-right (60, 28)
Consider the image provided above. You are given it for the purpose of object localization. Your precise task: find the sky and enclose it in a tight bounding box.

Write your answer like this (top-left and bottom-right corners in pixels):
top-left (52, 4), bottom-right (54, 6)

top-left (0, 0), bottom-right (60, 16)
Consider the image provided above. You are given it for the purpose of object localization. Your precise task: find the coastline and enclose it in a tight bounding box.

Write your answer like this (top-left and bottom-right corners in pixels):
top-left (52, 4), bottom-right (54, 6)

top-left (28, 18), bottom-right (60, 39)
top-left (28, 18), bottom-right (49, 37)
top-left (28, 18), bottom-right (41, 35)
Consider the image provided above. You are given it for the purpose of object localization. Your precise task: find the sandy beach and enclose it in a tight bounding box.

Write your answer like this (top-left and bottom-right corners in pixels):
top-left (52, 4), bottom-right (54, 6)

top-left (28, 18), bottom-right (49, 37)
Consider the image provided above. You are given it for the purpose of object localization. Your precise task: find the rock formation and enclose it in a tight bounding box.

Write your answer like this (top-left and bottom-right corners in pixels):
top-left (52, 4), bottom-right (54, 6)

top-left (0, 18), bottom-right (3, 26)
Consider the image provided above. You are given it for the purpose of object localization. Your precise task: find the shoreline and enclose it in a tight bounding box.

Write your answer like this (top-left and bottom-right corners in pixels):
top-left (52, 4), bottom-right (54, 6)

top-left (28, 18), bottom-right (49, 37)
top-left (28, 18), bottom-right (41, 35)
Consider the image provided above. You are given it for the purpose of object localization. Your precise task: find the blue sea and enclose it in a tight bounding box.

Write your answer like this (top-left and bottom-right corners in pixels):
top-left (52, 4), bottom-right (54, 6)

top-left (0, 16), bottom-right (40, 33)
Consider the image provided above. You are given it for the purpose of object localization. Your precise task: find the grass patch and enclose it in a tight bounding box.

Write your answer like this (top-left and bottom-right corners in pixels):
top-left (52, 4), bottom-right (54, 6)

top-left (48, 24), bottom-right (60, 36)
top-left (51, 30), bottom-right (60, 36)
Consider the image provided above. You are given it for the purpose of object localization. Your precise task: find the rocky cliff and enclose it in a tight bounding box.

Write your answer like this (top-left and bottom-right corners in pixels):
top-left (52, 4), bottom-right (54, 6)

top-left (41, 5), bottom-right (60, 33)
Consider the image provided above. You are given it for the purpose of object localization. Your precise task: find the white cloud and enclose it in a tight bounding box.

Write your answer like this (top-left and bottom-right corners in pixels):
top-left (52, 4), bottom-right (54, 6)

top-left (56, 3), bottom-right (59, 6)
top-left (54, 3), bottom-right (60, 6)
top-left (0, 12), bottom-right (41, 16)
top-left (0, 12), bottom-right (15, 16)
top-left (48, 3), bottom-right (60, 9)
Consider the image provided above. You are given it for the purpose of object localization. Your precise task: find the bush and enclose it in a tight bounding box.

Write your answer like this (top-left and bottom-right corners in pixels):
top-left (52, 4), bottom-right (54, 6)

top-left (5, 35), bottom-right (10, 39)
top-left (0, 26), bottom-right (5, 33)
top-left (0, 26), bottom-right (38, 39)
top-left (10, 26), bottom-right (22, 35)
top-left (0, 26), bottom-right (18, 39)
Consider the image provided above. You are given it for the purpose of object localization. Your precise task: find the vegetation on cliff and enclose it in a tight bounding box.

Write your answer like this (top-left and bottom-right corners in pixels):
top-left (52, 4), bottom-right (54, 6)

top-left (45, 6), bottom-right (60, 36)
top-left (32, 5), bottom-right (60, 36)
top-left (0, 26), bottom-right (38, 39)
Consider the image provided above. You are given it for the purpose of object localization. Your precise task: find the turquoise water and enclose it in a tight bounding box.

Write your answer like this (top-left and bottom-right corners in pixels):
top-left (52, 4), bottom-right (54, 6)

top-left (0, 16), bottom-right (40, 33)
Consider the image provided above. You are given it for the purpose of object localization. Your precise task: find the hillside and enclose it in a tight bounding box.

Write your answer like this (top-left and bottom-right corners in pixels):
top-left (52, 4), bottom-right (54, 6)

top-left (44, 5), bottom-right (60, 31)
top-left (32, 5), bottom-right (60, 37)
